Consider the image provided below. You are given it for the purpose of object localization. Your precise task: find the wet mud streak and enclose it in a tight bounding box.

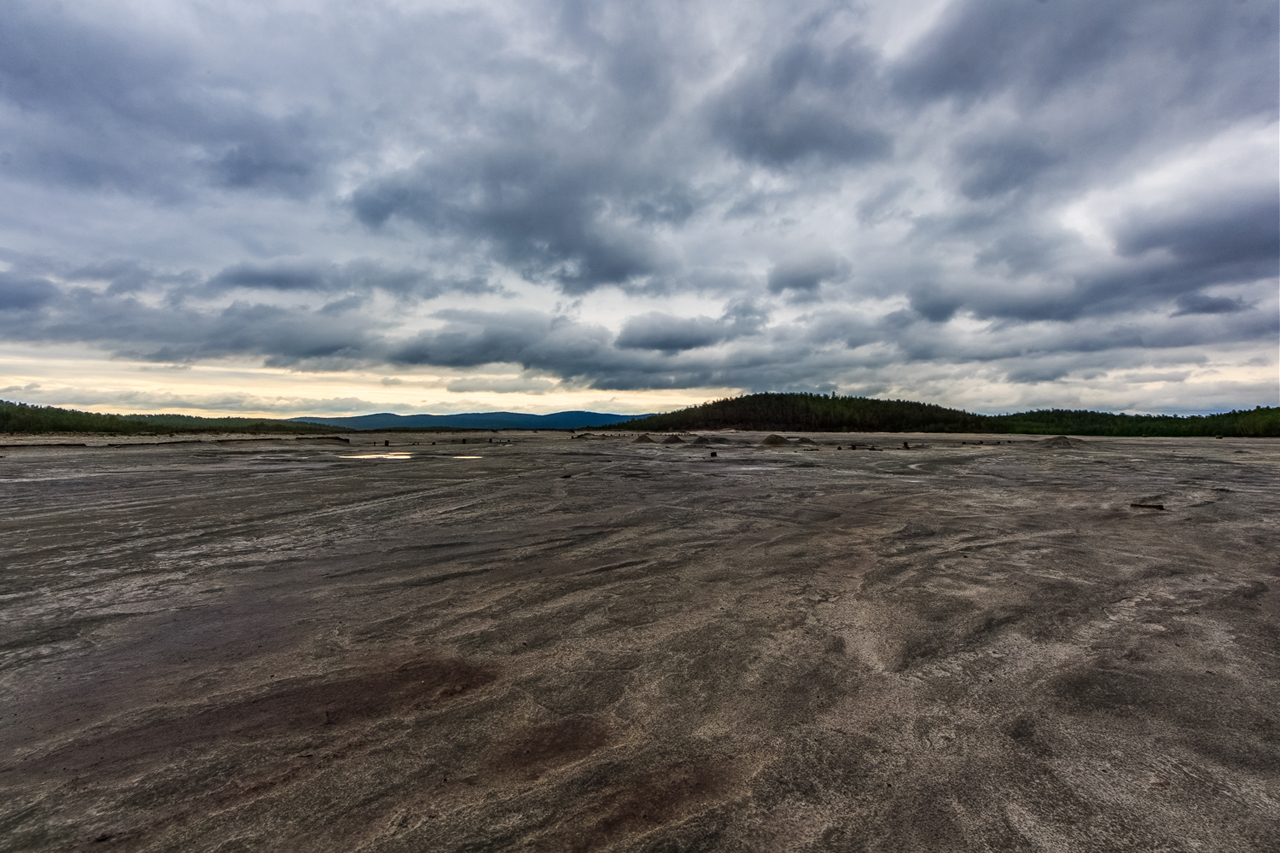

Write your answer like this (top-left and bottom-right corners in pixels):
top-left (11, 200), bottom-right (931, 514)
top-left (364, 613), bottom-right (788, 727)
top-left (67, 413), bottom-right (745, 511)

top-left (30, 655), bottom-right (497, 780)
top-left (538, 757), bottom-right (739, 853)
top-left (486, 717), bottom-right (612, 779)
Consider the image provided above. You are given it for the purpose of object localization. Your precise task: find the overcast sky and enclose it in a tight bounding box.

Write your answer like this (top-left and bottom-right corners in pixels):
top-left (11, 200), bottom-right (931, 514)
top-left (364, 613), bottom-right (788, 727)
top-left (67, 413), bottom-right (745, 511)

top-left (1, 0), bottom-right (1276, 417)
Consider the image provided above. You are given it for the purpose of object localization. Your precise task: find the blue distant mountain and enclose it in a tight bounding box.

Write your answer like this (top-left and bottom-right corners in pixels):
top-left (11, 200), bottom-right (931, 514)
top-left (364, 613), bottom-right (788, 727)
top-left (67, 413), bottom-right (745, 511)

top-left (289, 410), bottom-right (650, 431)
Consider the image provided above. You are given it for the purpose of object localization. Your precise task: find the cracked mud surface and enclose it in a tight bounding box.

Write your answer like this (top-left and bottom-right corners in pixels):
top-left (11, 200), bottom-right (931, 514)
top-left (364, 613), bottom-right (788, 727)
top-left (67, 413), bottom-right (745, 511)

top-left (2, 432), bottom-right (1278, 851)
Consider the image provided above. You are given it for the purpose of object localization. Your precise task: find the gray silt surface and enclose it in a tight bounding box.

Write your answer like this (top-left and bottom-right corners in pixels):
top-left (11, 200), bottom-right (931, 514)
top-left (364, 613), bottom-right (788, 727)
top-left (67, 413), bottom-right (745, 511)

top-left (1, 431), bottom-right (1278, 851)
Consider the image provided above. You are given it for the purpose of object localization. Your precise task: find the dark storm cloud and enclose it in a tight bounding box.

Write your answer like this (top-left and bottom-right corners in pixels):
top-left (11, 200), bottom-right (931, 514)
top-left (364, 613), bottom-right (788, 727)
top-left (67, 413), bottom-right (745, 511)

top-left (973, 230), bottom-right (1066, 278)
top-left (1113, 190), bottom-right (1280, 274)
top-left (891, 0), bottom-right (1277, 115)
top-left (1056, 189), bottom-right (1278, 322)
top-left (616, 314), bottom-right (727, 353)
top-left (952, 136), bottom-right (1060, 200)
top-left (0, 3), bottom-right (186, 195)
top-left (615, 299), bottom-right (769, 353)
top-left (204, 260), bottom-right (493, 299)
top-left (164, 302), bottom-right (371, 366)
top-left (767, 251), bottom-right (850, 295)
top-left (614, 299), bottom-right (768, 354)
top-left (0, 0), bottom-right (1274, 409)
top-left (208, 138), bottom-right (318, 195)
top-left (351, 150), bottom-right (676, 294)
top-left (892, 0), bottom-right (1129, 104)
top-left (901, 164), bottom-right (1277, 325)
top-left (1172, 294), bottom-right (1249, 317)
top-left (5, 267), bottom-right (1270, 400)
top-left (907, 284), bottom-right (963, 324)
top-left (0, 272), bottom-right (58, 311)
top-left (0, 1), bottom-right (333, 200)
top-left (66, 261), bottom-right (200, 295)
top-left (386, 307), bottom-right (786, 391)
top-left (342, 3), bottom-right (712, 294)
top-left (389, 310), bottom-right (624, 378)
top-left (207, 264), bottom-right (325, 294)
top-left (0, 257), bottom-right (484, 366)
top-left (710, 39), bottom-right (892, 167)
top-left (0, 284), bottom-right (375, 366)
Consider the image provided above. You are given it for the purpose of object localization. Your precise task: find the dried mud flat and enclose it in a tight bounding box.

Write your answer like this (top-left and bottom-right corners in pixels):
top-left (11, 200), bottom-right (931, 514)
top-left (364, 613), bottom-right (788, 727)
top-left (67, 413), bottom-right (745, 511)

top-left (1, 431), bottom-right (1278, 852)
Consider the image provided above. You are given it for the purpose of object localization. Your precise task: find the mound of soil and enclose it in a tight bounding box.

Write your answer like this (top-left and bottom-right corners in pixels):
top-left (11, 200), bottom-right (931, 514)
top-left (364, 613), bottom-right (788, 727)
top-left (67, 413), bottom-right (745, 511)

top-left (633, 434), bottom-right (656, 443)
top-left (760, 434), bottom-right (788, 446)
top-left (1042, 435), bottom-right (1088, 449)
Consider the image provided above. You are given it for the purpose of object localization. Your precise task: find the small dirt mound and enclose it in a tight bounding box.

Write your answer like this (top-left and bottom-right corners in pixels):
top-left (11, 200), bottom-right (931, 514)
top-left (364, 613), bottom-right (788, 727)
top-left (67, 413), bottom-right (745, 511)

top-left (796, 437), bottom-right (818, 446)
top-left (691, 436), bottom-right (711, 445)
top-left (1042, 435), bottom-right (1087, 449)
top-left (661, 434), bottom-right (685, 444)
top-left (633, 434), bottom-right (656, 443)
top-left (760, 434), bottom-right (789, 446)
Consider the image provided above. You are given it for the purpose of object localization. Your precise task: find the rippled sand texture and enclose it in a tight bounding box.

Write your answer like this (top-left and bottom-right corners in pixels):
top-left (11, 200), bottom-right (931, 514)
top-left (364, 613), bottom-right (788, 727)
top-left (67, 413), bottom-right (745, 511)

top-left (2, 432), bottom-right (1278, 852)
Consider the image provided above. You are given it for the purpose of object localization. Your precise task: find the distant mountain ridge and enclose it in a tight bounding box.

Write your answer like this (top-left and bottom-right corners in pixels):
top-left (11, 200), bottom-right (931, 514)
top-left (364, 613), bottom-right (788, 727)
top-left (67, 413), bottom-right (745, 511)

top-left (290, 410), bottom-right (650, 431)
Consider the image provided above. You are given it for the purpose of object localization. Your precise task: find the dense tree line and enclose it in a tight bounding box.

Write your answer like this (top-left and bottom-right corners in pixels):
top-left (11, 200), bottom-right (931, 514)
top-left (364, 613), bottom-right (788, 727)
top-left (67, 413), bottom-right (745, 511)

top-left (983, 407), bottom-right (1280, 437)
top-left (0, 401), bottom-right (343, 435)
top-left (6, 395), bottom-right (1278, 437)
top-left (614, 393), bottom-right (1280, 437)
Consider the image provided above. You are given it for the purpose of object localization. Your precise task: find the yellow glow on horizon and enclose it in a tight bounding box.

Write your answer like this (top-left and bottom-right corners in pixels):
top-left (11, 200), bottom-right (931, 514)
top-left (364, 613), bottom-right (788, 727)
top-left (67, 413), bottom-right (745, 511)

top-left (0, 344), bottom-right (741, 418)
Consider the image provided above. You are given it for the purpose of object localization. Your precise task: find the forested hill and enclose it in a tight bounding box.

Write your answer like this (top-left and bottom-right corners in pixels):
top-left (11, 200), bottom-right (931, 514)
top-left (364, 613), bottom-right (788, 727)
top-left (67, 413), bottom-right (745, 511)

top-left (611, 393), bottom-right (1280, 437)
top-left (0, 400), bottom-right (345, 435)
top-left (615, 393), bottom-right (984, 433)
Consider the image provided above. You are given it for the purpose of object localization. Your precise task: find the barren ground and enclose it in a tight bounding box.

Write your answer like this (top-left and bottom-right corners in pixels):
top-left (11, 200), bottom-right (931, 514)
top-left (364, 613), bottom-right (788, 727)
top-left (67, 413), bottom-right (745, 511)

top-left (1, 431), bottom-right (1278, 852)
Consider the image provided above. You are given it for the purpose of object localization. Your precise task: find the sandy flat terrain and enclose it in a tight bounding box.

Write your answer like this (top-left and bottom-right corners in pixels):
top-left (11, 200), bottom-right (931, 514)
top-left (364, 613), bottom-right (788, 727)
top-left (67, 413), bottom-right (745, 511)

top-left (1, 431), bottom-right (1277, 852)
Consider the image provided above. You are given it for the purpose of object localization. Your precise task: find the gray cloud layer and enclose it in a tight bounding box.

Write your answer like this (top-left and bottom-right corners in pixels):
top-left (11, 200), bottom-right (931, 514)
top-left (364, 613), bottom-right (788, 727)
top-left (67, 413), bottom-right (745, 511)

top-left (0, 0), bottom-right (1275, 411)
